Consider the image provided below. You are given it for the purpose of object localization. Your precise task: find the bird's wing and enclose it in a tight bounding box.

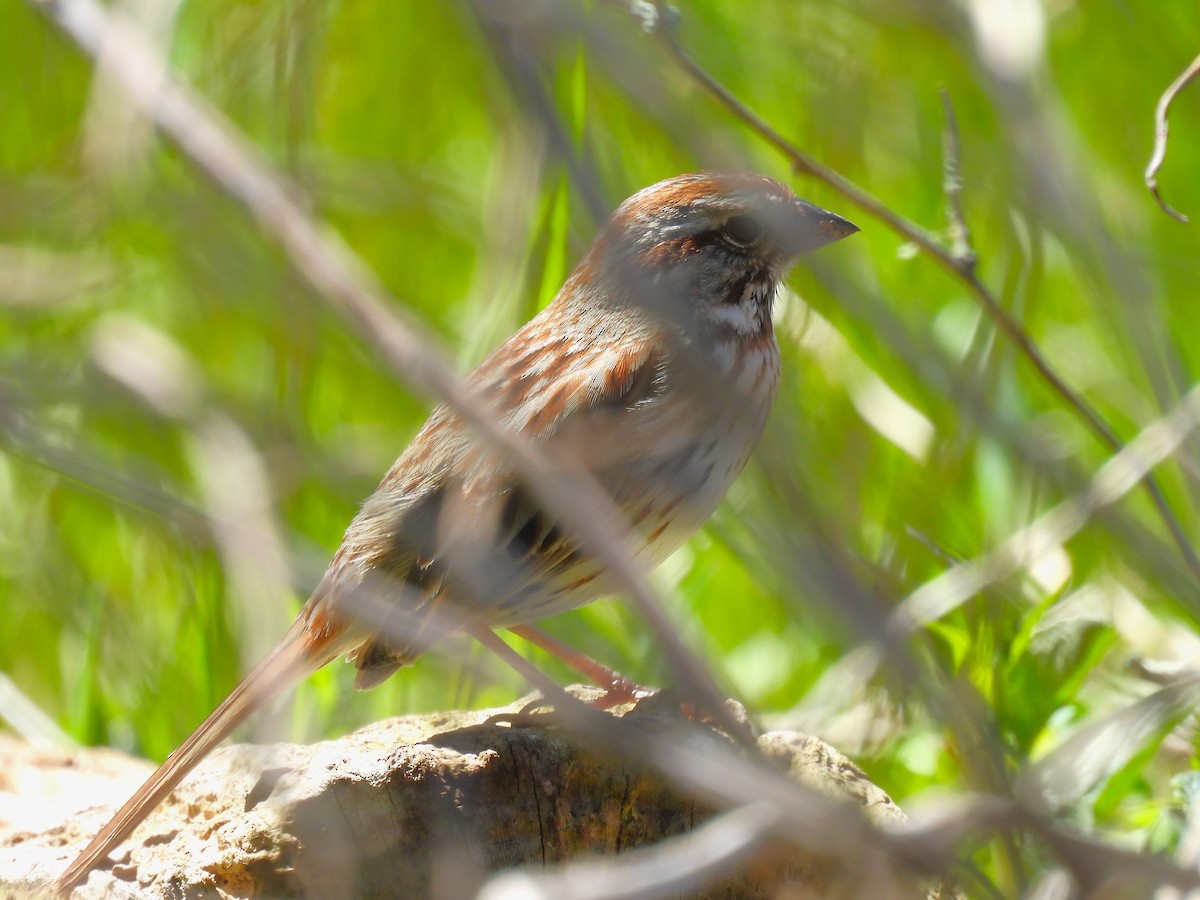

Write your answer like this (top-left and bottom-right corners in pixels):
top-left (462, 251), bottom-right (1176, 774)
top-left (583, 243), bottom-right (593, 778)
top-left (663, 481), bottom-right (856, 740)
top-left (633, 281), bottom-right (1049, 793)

top-left (329, 323), bottom-right (669, 685)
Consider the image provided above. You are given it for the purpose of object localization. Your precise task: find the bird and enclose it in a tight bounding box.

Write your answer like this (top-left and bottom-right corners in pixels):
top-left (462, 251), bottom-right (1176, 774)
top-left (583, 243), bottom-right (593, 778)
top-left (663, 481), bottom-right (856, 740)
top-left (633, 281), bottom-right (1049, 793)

top-left (56, 172), bottom-right (857, 894)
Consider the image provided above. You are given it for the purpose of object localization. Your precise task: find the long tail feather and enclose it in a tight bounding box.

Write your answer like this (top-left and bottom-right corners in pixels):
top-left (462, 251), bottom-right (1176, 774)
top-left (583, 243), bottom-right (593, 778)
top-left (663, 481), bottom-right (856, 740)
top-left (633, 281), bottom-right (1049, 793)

top-left (56, 617), bottom-right (340, 895)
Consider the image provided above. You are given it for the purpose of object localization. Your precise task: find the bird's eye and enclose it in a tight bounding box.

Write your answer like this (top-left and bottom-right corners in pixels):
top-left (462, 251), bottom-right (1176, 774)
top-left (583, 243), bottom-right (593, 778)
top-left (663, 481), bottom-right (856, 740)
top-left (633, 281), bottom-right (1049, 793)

top-left (721, 214), bottom-right (764, 249)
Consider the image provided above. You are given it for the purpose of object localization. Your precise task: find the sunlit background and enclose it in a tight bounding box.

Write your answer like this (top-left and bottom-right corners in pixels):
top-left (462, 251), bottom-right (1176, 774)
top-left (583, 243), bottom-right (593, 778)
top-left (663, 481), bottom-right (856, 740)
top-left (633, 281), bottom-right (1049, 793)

top-left (3, 0), bottom-right (1200, 893)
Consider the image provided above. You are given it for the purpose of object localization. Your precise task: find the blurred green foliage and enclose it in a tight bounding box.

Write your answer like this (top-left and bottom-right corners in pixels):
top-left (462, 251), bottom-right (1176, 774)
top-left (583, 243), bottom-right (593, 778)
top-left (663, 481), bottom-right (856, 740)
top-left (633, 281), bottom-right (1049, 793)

top-left (3, 0), bottom-right (1200, 892)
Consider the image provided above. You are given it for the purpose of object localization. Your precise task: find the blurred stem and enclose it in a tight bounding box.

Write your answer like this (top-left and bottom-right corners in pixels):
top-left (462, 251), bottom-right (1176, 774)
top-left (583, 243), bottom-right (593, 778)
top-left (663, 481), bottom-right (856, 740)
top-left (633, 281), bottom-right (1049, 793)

top-left (0, 387), bottom-right (211, 540)
top-left (940, 89), bottom-right (977, 275)
top-left (957, 857), bottom-right (1006, 900)
top-left (636, 3), bottom-right (1200, 591)
top-left (470, 0), bottom-right (609, 225)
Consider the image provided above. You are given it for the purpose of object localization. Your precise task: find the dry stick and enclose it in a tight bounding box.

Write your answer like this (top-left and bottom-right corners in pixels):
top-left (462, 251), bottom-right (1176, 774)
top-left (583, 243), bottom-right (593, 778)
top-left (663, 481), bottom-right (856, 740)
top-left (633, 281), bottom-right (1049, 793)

top-left (940, 88), bottom-right (978, 274)
top-left (1146, 51), bottom-right (1200, 223)
top-left (26, 0), bottom-right (742, 739)
top-left (643, 13), bottom-right (1200, 588)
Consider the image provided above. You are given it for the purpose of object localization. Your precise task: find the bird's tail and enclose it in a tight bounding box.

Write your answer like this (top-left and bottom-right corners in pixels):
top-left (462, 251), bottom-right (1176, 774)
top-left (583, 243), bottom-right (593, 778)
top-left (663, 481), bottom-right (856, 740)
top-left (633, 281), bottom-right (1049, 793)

top-left (56, 615), bottom-right (342, 895)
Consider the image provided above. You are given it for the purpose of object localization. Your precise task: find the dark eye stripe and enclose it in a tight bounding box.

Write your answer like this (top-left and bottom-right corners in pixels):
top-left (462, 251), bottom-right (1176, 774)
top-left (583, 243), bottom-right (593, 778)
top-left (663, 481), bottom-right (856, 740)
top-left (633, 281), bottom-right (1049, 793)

top-left (640, 219), bottom-right (763, 265)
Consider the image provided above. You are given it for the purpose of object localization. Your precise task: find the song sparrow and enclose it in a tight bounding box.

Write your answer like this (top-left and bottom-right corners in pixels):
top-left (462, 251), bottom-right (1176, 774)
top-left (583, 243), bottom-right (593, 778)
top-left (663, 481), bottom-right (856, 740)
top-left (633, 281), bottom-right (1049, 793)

top-left (57, 172), bottom-right (856, 893)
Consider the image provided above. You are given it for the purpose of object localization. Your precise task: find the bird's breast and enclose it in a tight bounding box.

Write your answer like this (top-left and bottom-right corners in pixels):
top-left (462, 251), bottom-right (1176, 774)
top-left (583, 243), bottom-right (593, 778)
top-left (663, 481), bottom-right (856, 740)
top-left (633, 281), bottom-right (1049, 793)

top-left (610, 333), bottom-right (781, 566)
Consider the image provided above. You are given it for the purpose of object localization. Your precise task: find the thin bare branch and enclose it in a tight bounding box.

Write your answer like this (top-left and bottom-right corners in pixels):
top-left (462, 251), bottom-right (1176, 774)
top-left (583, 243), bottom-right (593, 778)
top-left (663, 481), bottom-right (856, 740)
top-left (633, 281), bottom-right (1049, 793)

top-left (1146, 52), bottom-right (1200, 223)
top-left (623, 0), bottom-right (1200, 588)
top-left (940, 88), bottom-right (978, 274)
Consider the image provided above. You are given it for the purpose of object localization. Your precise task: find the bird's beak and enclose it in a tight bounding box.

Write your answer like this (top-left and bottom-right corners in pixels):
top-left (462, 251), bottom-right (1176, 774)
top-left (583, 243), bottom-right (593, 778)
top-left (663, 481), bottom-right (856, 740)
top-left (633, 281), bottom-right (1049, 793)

top-left (783, 199), bottom-right (859, 257)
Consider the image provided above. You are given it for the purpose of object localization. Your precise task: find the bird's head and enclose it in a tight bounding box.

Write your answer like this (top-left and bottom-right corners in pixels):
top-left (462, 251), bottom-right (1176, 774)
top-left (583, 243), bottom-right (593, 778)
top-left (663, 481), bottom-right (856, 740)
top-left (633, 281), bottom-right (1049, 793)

top-left (575, 173), bottom-right (858, 337)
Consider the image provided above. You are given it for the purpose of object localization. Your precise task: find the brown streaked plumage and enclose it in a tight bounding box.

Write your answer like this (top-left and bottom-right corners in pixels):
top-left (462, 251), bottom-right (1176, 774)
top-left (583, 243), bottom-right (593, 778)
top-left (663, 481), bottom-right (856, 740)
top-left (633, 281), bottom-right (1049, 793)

top-left (56, 173), bottom-right (856, 894)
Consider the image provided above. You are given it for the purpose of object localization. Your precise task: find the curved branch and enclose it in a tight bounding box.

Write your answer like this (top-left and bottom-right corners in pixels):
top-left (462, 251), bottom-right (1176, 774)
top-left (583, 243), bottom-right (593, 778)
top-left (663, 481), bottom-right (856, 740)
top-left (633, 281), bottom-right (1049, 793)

top-left (1146, 52), bottom-right (1200, 223)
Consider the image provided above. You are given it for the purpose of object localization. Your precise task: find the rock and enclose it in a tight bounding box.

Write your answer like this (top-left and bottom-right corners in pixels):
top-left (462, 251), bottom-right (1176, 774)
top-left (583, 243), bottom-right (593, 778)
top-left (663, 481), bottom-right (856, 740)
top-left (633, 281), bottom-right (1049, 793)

top-left (2, 690), bottom-right (922, 898)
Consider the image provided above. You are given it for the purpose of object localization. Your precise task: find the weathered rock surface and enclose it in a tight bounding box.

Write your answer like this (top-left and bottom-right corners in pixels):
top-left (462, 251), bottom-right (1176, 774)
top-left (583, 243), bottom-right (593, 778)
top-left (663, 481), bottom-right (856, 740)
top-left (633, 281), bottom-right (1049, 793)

top-left (1, 690), bottom-right (916, 898)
